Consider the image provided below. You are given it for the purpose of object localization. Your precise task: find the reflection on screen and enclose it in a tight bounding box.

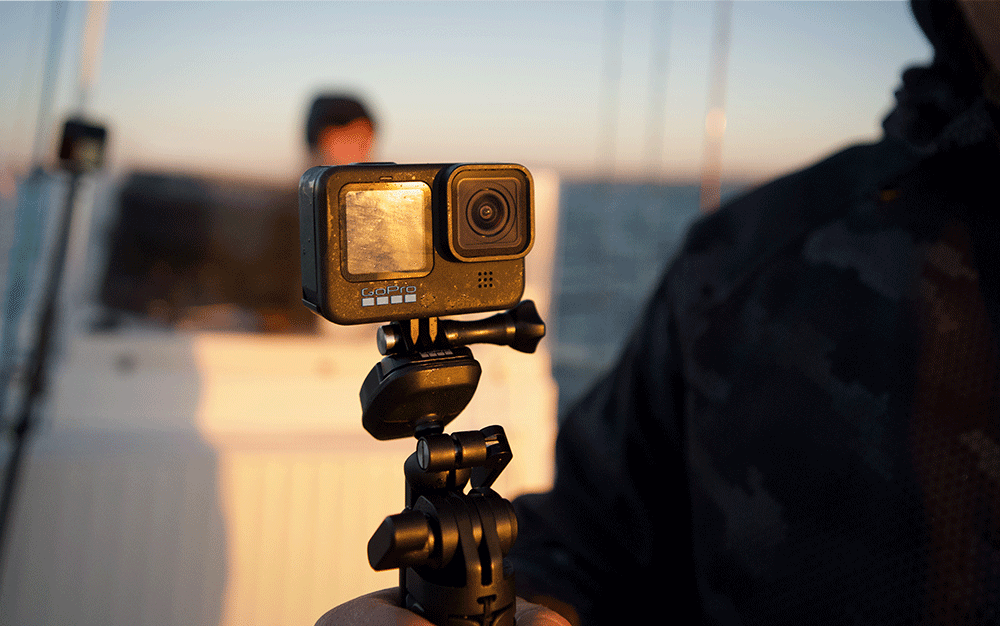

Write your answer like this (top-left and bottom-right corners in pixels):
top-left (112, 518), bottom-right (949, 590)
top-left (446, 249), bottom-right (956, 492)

top-left (344, 183), bottom-right (430, 276)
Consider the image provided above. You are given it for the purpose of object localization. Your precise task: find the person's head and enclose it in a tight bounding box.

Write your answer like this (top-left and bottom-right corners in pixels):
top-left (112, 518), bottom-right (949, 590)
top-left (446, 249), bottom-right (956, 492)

top-left (956, 0), bottom-right (1000, 74)
top-left (911, 0), bottom-right (1000, 95)
top-left (306, 94), bottom-right (377, 165)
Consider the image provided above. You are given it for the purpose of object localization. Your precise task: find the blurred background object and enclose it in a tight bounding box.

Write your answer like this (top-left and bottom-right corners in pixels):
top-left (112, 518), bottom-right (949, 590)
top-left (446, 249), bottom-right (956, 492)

top-left (0, 1), bottom-right (931, 625)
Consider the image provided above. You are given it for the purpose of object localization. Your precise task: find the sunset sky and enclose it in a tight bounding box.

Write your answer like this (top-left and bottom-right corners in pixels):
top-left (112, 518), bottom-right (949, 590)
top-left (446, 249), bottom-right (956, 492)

top-left (1, 1), bottom-right (932, 184)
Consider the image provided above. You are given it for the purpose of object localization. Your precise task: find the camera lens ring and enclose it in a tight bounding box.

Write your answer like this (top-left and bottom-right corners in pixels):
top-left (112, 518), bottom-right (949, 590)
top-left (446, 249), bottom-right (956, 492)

top-left (466, 188), bottom-right (511, 237)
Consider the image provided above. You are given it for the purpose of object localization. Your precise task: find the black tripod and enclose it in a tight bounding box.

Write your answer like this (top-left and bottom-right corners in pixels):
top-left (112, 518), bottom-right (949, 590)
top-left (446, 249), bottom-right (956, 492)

top-left (359, 300), bottom-right (545, 626)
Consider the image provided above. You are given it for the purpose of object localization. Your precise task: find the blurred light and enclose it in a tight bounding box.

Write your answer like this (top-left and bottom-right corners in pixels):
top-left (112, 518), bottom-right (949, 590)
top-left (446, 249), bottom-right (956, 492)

top-left (705, 107), bottom-right (727, 139)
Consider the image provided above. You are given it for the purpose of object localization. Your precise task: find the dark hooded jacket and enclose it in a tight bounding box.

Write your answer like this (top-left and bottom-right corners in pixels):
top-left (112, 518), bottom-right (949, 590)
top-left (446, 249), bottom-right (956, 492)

top-left (510, 2), bottom-right (1000, 624)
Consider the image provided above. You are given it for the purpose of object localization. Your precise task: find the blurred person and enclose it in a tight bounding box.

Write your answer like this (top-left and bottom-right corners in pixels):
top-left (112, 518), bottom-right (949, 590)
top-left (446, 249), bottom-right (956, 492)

top-left (302, 92), bottom-right (386, 343)
top-left (319, 1), bottom-right (1000, 624)
top-left (306, 93), bottom-right (378, 166)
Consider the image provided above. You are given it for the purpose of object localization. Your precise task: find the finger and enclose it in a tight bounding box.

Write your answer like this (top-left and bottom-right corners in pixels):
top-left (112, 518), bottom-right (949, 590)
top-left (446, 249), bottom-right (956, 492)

top-left (515, 597), bottom-right (574, 626)
top-left (314, 588), bottom-right (435, 626)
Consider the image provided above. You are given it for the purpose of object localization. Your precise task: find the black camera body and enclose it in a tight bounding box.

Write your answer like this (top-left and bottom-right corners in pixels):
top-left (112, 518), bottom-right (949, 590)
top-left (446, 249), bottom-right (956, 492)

top-left (300, 163), bottom-right (533, 325)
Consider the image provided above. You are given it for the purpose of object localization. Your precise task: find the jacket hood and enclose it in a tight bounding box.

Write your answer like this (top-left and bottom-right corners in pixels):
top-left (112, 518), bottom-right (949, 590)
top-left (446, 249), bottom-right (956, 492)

top-left (882, 0), bottom-right (999, 154)
top-left (911, 0), bottom-right (993, 95)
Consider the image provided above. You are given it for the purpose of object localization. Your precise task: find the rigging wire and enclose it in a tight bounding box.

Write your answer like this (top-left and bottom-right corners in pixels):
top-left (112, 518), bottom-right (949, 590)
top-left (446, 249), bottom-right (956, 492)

top-left (76, 0), bottom-right (110, 114)
top-left (643, 1), bottom-right (673, 182)
top-left (596, 0), bottom-right (625, 181)
top-left (3, 2), bottom-right (49, 179)
top-left (0, 0), bottom-right (111, 580)
top-left (29, 1), bottom-right (70, 172)
top-left (0, 3), bottom-right (73, 577)
top-left (0, 1), bottom-right (70, 440)
top-left (699, 0), bottom-right (734, 212)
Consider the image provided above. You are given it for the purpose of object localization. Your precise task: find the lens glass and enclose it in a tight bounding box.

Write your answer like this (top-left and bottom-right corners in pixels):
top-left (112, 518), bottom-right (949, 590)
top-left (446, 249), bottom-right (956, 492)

top-left (450, 168), bottom-right (531, 259)
top-left (467, 190), bottom-right (509, 236)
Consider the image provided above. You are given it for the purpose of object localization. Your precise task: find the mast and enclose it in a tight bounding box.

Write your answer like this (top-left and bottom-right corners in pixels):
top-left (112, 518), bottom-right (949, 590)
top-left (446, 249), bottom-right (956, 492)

top-left (699, 0), bottom-right (733, 212)
top-left (77, 0), bottom-right (110, 114)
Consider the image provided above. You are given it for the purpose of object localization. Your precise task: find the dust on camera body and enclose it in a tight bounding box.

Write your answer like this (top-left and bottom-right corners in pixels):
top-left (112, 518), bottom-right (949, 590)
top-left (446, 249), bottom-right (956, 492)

top-left (300, 163), bottom-right (533, 325)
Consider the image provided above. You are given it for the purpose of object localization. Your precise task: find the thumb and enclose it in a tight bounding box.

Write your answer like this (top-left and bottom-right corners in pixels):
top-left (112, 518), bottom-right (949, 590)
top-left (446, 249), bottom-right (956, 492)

top-left (515, 597), bottom-right (574, 626)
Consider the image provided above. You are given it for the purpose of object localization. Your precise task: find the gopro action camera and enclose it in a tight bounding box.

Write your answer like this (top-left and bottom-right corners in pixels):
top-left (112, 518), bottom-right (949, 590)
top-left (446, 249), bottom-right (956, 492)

top-left (300, 163), bottom-right (533, 325)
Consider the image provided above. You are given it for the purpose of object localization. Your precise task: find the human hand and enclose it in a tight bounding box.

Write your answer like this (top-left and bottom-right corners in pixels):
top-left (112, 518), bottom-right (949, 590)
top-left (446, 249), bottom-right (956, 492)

top-left (315, 588), bottom-right (572, 626)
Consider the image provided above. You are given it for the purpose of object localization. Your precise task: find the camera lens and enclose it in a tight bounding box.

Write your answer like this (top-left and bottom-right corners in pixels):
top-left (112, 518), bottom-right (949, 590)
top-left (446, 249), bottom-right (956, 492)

top-left (467, 189), bottom-right (510, 237)
top-left (449, 166), bottom-right (531, 260)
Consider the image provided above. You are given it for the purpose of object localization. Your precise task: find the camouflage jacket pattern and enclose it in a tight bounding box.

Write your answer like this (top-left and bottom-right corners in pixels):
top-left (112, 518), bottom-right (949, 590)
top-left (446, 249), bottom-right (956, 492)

top-left (512, 63), bottom-right (1000, 625)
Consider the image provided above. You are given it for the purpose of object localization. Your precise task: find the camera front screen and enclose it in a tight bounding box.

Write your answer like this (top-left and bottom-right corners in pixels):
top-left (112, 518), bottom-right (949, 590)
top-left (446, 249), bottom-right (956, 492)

top-left (341, 182), bottom-right (433, 280)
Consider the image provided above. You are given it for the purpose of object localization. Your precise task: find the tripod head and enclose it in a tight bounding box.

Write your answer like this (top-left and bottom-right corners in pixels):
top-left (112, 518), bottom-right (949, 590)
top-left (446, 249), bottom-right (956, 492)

top-left (360, 299), bottom-right (545, 441)
top-left (359, 300), bottom-right (545, 626)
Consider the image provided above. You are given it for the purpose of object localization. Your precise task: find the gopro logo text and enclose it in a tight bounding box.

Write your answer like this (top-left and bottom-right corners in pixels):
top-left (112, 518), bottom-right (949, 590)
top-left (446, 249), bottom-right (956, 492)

top-left (361, 284), bottom-right (418, 307)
